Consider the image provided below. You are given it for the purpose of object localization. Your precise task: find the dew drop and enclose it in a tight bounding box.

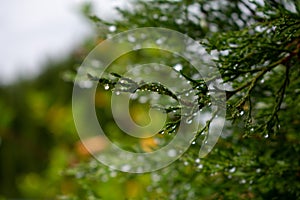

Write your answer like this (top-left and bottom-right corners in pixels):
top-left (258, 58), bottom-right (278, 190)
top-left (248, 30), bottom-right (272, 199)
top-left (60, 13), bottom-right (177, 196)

top-left (173, 64), bottom-right (183, 71)
top-left (229, 167), bottom-right (236, 173)
top-left (240, 179), bottom-right (246, 184)
top-left (195, 158), bottom-right (200, 163)
top-left (156, 38), bottom-right (163, 44)
top-left (139, 96), bottom-right (148, 103)
top-left (128, 35), bottom-right (136, 42)
top-left (153, 14), bottom-right (159, 19)
top-left (109, 25), bottom-right (116, 32)
top-left (79, 81), bottom-right (93, 88)
top-left (197, 164), bottom-right (203, 169)
top-left (167, 149), bottom-right (177, 157)
top-left (184, 161), bottom-right (189, 166)
top-left (161, 16), bottom-right (168, 21)
top-left (121, 164), bottom-right (131, 171)
top-left (152, 173), bottom-right (161, 182)
top-left (176, 18), bottom-right (183, 24)
top-left (104, 84), bottom-right (110, 90)
top-left (186, 118), bottom-right (193, 124)
top-left (264, 134), bottom-right (269, 138)
top-left (191, 141), bottom-right (196, 145)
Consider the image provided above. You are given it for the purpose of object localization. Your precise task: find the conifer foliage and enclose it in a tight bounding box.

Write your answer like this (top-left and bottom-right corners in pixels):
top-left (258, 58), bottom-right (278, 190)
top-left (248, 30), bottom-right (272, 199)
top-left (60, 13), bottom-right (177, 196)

top-left (65, 0), bottom-right (300, 199)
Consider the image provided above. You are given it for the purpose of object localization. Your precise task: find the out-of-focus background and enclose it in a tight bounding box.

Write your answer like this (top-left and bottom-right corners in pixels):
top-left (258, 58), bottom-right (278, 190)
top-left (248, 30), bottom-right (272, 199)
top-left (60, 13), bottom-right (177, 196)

top-left (0, 0), bottom-right (128, 85)
top-left (0, 0), bottom-right (128, 198)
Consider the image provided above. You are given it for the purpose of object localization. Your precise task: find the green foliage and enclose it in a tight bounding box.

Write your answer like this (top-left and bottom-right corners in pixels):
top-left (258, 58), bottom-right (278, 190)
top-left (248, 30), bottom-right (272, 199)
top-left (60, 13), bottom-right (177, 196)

top-left (0, 57), bottom-right (83, 198)
top-left (1, 0), bottom-right (299, 199)
top-left (63, 0), bottom-right (300, 199)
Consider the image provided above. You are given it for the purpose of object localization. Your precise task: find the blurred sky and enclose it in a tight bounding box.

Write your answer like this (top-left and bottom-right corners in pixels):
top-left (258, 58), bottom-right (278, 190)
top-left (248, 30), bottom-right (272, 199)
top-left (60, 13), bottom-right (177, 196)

top-left (0, 0), bottom-right (127, 85)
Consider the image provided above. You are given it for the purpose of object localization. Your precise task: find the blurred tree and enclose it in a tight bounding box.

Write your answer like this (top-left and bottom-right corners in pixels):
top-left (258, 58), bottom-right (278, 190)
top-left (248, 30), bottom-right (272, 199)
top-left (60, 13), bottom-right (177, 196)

top-left (0, 48), bottom-right (90, 198)
top-left (63, 0), bottom-right (300, 199)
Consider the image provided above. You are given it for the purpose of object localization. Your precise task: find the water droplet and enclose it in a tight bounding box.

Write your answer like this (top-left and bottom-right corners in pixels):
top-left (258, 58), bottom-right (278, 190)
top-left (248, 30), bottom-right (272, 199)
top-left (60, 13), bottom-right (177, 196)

top-left (240, 179), bottom-right (246, 184)
top-left (130, 93), bottom-right (138, 100)
top-left (195, 158), bottom-right (200, 163)
top-left (197, 164), bottom-right (203, 169)
top-left (184, 161), bottom-right (189, 166)
top-left (156, 38), bottom-right (163, 44)
top-left (260, 79), bottom-right (265, 83)
top-left (128, 35), bottom-right (136, 42)
top-left (167, 149), bottom-right (177, 157)
top-left (229, 167), bottom-right (236, 173)
top-left (79, 80), bottom-right (93, 88)
top-left (250, 128), bottom-right (254, 132)
top-left (121, 164), bottom-right (131, 171)
top-left (256, 168), bottom-right (261, 173)
top-left (109, 25), bottom-right (116, 32)
top-left (175, 18), bottom-right (183, 24)
top-left (240, 110), bottom-right (245, 116)
top-left (152, 173), bottom-right (161, 182)
top-left (191, 141), bottom-right (196, 145)
top-left (264, 134), bottom-right (269, 138)
top-left (186, 118), bottom-right (193, 124)
top-left (173, 64), bottom-right (183, 71)
top-left (139, 96), bottom-right (148, 103)
top-left (115, 91), bottom-right (120, 95)
top-left (104, 84), bottom-right (110, 90)
top-left (161, 16), bottom-right (168, 21)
